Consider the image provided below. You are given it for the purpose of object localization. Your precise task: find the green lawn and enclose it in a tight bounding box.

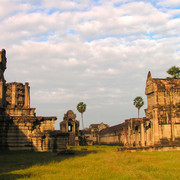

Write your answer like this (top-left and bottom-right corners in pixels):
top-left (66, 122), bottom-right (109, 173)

top-left (0, 146), bottom-right (180, 180)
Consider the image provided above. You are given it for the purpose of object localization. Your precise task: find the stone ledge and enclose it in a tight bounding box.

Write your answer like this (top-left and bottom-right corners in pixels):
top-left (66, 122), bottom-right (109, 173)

top-left (118, 145), bottom-right (180, 152)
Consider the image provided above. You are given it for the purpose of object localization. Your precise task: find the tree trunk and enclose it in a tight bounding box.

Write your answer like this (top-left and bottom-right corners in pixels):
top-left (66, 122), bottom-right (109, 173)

top-left (138, 107), bottom-right (140, 118)
top-left (81, 113), bottom-right (84, 129)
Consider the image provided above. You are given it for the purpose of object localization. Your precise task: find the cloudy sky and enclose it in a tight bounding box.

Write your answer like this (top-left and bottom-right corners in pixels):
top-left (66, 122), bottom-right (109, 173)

top-left (1, 0), bottom-right (180, 129)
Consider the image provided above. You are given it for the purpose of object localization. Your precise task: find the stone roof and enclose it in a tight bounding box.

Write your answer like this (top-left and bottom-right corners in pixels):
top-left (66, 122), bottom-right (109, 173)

top-left (147, 71), bottom-right (180, 91)
top-left (79, 129), bottom-right (91, 135)
top-left (63, 110), bottom-right (76, 120)
top-left (153, 78), bottom-right (180, 90)
top-left (90, 123), bottom-right (109, 128)
top-left (90, 124), bottom-right (99, 128)
top-left (99, 123), bottom-right (124, 135)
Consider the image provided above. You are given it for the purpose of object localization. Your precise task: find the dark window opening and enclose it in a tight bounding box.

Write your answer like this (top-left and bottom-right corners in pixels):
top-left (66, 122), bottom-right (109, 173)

top-left (135, 126), bottom-right (138, 131)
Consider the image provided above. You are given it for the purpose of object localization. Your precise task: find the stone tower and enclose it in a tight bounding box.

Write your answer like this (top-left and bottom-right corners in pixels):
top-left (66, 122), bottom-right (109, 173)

top-left (0, 49), bottom-right (7, 108)
top-left (60, 110), bottom-right (79, 146)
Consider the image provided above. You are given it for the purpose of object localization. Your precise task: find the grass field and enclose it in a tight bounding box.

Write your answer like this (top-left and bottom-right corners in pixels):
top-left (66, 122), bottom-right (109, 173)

top-left (0, 146), bottom-right (180, 180)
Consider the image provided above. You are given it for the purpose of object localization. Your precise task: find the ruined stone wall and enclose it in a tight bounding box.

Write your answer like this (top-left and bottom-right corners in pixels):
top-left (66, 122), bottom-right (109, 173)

top-left (98, 118), bottom-right (150, 147)
top-left (0, 89), bottom-right (68, 152)
top-left (6, 82), bottom-right (25, 108)
top-left (0, 49), bottom-right (69, 152)
top-left (0, 116), bottom-right (58, 151)
top-left (99, 134), bottom-right (121, 145)
top-left (31, 131), bottom-right (68, 152)
top-left (0, 114), bottom-right (11, 150)
top-left (99, 124), bottom-right (125, 145)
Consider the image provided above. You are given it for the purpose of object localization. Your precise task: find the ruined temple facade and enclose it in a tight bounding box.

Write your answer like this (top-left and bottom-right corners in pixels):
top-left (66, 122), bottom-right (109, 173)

top-left (5, 82), bottom-right (35, 116)
top-left (60, 110), bottom-right (79, 146)
top-left (145, 71), bottom-right (180, 145)
top-left (98, 72), bottom-right (180, 148)
top-left (80, 123), bottom-right (109, 145)
top-left (0, 49), bottom-right (68, 152)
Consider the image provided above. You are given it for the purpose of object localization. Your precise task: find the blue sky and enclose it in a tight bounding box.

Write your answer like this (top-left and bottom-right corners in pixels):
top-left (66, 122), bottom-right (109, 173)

top-left (1, 0), bottom-right (180, 129)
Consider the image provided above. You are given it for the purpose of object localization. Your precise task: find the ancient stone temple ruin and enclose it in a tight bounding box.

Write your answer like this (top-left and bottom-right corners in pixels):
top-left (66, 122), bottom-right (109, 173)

top-left (0, 49), bottom-right (68, 152)
top-left (60, 110), bottom-right (79, 146)
top-left (1, 48), bottom-right (180, 151)
top-left (80, 123), bottom-right (109, 145)
top-left (97, 71), bottom-right (180, 150)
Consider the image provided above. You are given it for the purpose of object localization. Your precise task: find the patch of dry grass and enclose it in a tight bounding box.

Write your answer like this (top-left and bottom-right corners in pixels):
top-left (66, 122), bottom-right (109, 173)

top-left (0, 146), bottom-right (180, 180)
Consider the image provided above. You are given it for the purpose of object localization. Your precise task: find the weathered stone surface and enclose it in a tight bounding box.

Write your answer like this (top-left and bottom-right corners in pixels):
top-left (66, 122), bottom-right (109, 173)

top-left (60, 110), bottom-right (79, 146)
top-left (80, 122), bottom-right (109, 145)
top-left (97, 71), bottom-right (180, 148)
top-left (0, 49), bottom-right (68, 152)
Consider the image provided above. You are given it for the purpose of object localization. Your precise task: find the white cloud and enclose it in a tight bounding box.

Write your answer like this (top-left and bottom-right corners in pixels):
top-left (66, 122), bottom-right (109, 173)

top-left (0, 0), bottom-right (32, 19)
top-left (42, 0), bottom-right (77, 10)
top-left (158, 0), bottom-right (180, 7)
top-left (1, 0), bottom-right (180, 128)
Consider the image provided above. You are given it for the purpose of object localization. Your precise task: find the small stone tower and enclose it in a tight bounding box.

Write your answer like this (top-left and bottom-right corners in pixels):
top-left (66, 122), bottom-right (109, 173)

top-left (60, 110), bottom-right (79, 146)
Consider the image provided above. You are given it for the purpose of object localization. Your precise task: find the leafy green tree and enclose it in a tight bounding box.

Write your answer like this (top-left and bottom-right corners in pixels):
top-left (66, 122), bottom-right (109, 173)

top-left (167, 66), bottom-right (180, 79)
top-left (133, 96), bottom-right (144, 118)
top-left (77, 102), bottom-right (86, 129)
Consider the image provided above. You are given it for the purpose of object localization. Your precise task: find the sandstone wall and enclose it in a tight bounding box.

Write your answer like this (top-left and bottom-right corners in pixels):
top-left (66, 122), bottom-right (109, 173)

top-left (100, 135), bottom-right (120, 145)
top-left (31, 131), bottom-right (68, 152)
top-left (0, 115), bottom-right (68, 152)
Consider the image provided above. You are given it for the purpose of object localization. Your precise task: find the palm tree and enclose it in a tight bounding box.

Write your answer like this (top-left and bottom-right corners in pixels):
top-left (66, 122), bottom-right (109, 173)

top-left (133, 96), bottom-right (144, 118)
top-left (167, 66), bottom-right (180, 79)
top-left (77, 102), bottom-right (86, 129)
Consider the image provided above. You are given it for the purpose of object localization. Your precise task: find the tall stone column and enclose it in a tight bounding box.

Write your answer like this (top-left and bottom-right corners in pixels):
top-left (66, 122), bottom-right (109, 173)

top-left (170, 89), bottom-right (175, 141)
top-left (11, 84), bottom-right (16, 108)
top-left (153, 108), bottom-right (159, 144)
top-left (0, 81), bottom-right (4, 107)
top-left (140, 122), bottom-right (145, 147)
top-left (24, 82), bottom-right (30, 108)
top-left (127, 119), bottom-right (133, 147)
top-left (128, 123), bottom-right (131, 146)
top-left (135, 128), bottom-right (139, 147)
top-left (151, 120), bottom-right (154, 145)
top-left (73, 122), bottom-right (76, 133)
top-left (66, 122), bottom-right (68, 132)
top-left (171, 117), bottom-right (175, 141)
top-left (123, 126), bottom-right (127, 146)
top-left (146, 122), bottom-right (151, 146)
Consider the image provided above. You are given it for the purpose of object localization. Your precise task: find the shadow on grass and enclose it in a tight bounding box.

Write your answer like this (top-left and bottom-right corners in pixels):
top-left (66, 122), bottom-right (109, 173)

top-left (0, 149), bottom-right (97, 179)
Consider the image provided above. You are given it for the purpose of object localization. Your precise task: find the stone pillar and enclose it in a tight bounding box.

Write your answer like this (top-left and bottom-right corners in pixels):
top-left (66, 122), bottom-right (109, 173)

top-left (24, 82), bottom-right (30, 108)
top-left (128, 120), bottom-right (133, 147)
top-left (151, 120), bottom-right (154, 145)
top-left (73, 122), bottom-right (76, 133)
top-left (140, 122), bottom-right (145, 147)
top-left (135, 129), bottom-right (139, 147)
top-left (66, 122), bottom-right (68, 132)
top-left (171, 117), bottom-right (175, 141)
top-left (130, 120), bottom-right (133, 147)
top-left (153, 108), bottom-right (159, 144)
top-left (0, 81), bottom-right (4, 107)
top-left (123, 127), bottom-right (128, 146)
top-left (146, 123), bottom-right (151, 146)
top-left (128, 124), bottom-right (131, 146)
top-left (11, 84), bottom-right (16, 108)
